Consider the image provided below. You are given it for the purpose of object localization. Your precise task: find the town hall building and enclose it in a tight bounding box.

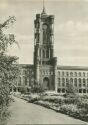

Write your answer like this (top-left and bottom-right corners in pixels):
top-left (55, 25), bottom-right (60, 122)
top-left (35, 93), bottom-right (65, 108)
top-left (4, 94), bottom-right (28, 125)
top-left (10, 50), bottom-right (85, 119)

top-left (16, 6), bottom-right (88, 94)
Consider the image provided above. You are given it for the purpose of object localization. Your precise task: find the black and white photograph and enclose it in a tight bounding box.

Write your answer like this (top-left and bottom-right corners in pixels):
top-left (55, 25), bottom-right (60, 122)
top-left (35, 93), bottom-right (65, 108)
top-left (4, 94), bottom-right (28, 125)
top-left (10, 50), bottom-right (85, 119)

top-left (0, 0), bottom-right (88, 124)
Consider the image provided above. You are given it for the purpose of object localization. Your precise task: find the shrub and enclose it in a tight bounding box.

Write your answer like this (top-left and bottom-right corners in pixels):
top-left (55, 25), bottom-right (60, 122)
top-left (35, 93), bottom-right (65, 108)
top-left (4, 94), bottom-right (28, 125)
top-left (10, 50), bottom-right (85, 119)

top-left (31, 84), bottom-right (45, 94)
top-left (66, 83), bottom-right (77, 97)
top-left (60, 104), bottom-right (79, 115)
top-left (19, 87), bottom-right (28, 94)
top-left (28, 94), bottom-right (40, 103)
top-left (42, 96), bottom-right (65, 106)
top-left (0, 106), bottom-right (10, 123)
top-left (77, 98), bottom-right (88, 111)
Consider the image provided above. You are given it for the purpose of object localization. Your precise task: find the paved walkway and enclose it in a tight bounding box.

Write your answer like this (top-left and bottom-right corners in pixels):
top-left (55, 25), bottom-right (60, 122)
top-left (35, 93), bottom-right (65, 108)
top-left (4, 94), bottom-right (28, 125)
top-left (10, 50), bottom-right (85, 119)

top-left (7, 96), bottom-right (87, 124)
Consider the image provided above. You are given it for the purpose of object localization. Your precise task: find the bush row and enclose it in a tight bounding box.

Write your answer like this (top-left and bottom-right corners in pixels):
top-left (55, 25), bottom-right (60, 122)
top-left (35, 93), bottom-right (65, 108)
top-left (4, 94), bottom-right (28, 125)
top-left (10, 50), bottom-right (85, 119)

top-left (59, 104), bottom-right (88, 122)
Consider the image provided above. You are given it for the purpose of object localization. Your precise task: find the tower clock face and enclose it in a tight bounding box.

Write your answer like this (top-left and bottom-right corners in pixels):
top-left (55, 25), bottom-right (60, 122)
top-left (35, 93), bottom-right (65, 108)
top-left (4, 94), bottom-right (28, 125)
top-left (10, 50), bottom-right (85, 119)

top-left (43, 24), bottom-right (47, 30)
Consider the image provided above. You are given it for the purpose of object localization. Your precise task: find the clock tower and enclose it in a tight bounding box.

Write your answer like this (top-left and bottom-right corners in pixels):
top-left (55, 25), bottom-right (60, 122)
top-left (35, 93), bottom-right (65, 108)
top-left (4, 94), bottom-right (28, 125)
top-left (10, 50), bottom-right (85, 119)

top-left (34, 5), bottom-right (57, 91)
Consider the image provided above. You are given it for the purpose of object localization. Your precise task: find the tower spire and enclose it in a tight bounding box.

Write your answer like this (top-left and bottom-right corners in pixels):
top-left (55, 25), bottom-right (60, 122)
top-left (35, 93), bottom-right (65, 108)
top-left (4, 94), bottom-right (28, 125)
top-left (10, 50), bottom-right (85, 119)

top-left (42, 0), bottom-right (46, 14)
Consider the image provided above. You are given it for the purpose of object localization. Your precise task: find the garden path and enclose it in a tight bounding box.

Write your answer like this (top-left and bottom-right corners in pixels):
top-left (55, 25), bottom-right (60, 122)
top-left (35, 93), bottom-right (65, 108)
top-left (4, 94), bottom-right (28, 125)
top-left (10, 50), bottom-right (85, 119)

top-left (7, 96), bottom-right (87, 124)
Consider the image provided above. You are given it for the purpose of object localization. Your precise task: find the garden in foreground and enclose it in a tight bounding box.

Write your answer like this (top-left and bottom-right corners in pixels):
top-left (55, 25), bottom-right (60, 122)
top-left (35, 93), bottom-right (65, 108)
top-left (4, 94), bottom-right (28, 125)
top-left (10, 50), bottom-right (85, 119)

top-left (15, 85), bottom-right (88, 123)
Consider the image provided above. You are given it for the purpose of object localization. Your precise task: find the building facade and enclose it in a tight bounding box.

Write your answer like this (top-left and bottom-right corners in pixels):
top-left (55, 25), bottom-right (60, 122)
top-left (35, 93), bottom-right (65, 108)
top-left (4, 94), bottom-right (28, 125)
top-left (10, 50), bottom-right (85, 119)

top-left (57, 66), bottom-right (88, 94)
top-left (13, 64), bottom-right (34, 93)
top-left (16, 7), bottom-right (88, 94)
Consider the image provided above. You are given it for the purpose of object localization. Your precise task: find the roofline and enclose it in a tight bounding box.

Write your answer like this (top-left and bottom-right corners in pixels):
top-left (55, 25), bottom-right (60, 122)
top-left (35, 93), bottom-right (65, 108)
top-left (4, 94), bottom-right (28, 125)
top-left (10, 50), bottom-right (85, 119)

top-left (57, 65), bottom-right (88, 70)
top-left (16, 64), bottom-right (34, 68)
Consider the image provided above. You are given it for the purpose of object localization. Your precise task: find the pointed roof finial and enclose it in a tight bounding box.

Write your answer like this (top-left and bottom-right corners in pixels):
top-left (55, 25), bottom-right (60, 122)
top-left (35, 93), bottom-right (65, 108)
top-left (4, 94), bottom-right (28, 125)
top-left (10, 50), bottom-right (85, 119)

top-left (42, 0), bottom-right (46, 15)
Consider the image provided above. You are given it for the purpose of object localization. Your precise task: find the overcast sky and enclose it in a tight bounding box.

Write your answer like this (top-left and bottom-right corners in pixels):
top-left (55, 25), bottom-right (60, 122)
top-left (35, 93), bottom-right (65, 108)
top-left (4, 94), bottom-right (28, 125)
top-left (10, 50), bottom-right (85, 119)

top-left (1, 0), bottom-right (88, 66)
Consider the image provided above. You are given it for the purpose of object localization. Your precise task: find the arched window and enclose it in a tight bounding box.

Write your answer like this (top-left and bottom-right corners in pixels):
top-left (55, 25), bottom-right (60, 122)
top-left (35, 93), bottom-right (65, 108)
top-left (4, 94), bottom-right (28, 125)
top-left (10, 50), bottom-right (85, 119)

top-left (43, 27), bottom-right (47, 43)
top-left (74, 72), bottom-right (77, 77)
top-left (70, 72), bottom-right (73, 77)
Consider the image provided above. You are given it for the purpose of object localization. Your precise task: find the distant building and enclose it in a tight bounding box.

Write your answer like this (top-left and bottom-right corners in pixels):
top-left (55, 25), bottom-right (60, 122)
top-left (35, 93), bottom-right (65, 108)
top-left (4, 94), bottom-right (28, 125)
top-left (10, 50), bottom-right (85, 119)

top-left (57, 66), bottom-right (88, 94)
top-left (14, 6), bottom-right (88, 94)
top-left (14, 64), bottom-right (34, 93)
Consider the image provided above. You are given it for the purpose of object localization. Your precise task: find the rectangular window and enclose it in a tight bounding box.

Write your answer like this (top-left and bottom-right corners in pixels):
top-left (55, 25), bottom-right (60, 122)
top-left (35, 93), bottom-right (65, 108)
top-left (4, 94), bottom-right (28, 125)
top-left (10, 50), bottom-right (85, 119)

top-left (79, 83), bottom-right (82, 87)
top-left (70, 78), bottom-right (73, 83)
top-left (74, 78), bottom-right (77, 87)
top-left (62, 78), bottom-right (65, 86)
top-left (58, 78), bottom-right (60, 86)
top-left (83, 89), bottom-right (86, 93)
top-left (79, 89), bottom-right (82, 93)
top-left (66, 78), bottom-right (69, 83)
top-left (62, 82), bottom-right (65, 87)
top-left (83, 78), bottom-right (86, 83)
top-left (66, 72), bottom-right (69, 77)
